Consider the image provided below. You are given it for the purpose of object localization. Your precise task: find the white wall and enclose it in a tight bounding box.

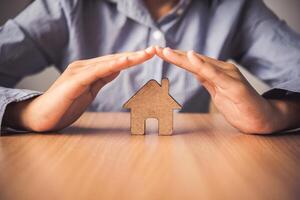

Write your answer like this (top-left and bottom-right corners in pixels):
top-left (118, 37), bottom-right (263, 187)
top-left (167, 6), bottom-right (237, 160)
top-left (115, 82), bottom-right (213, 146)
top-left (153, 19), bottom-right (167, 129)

top-left (1, 0), bottom-right (300, 92)
top-left (264, 0), bottom-right (300, 33)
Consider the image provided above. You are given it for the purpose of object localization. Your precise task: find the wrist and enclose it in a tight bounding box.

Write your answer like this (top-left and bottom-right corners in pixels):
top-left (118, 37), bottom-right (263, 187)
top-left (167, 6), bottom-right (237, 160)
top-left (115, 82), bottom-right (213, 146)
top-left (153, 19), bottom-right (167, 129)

top-left (267, 99), bottom-right (300, 132)
top-left (3, 97), bottom-right (39, 131)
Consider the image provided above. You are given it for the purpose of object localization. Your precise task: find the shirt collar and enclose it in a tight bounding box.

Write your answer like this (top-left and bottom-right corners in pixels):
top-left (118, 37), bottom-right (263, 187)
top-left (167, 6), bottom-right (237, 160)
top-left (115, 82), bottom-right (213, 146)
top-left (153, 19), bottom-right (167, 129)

top-left (105, 0), bottom-right (192, 28)
top-left (105, 0), bottom-right (155, 27)
top-left (157, 0), bottom-right (192, 25)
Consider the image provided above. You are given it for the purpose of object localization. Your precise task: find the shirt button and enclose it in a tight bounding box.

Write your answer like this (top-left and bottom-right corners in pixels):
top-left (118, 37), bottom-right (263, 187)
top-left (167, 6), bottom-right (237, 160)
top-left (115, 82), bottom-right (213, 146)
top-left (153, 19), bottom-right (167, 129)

top-left (176, 8), bottom-right (184, 16)
top-left (152, 30), bottom-right (163, 40)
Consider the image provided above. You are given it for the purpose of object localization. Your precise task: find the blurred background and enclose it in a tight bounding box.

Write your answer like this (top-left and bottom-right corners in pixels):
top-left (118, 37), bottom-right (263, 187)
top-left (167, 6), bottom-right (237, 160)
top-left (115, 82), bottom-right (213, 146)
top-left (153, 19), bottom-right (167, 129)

top-left (1, 0), bottom-right (300, 93)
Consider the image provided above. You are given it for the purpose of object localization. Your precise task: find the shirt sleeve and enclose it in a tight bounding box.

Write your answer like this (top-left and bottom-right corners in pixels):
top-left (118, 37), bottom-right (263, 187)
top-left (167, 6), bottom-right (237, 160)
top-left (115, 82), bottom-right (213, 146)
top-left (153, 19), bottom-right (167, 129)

top-left (0, 0), bottom-right (69, 135)
top-left (0, 87), bottom-right (42, 135)
top-left (231, 0), bottom-right (300, 99)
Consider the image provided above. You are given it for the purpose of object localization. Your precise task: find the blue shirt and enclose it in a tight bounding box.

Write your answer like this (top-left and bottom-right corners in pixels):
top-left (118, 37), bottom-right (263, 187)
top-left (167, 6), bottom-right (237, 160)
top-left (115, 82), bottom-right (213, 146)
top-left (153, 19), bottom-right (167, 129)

top-left (1, 0), bottom-right (300, 134)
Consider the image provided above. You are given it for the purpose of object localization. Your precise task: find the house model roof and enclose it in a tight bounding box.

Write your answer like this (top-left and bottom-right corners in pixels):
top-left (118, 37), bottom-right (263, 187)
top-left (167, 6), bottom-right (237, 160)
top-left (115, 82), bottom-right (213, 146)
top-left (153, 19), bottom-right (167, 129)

top-left (123, 79), bottom-right (182, 110)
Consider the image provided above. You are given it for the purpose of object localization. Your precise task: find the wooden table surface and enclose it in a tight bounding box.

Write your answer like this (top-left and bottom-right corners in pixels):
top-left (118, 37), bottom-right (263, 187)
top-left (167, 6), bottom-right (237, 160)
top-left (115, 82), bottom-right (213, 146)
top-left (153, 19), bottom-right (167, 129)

top-left (0, 112), bottom-right (300, 200)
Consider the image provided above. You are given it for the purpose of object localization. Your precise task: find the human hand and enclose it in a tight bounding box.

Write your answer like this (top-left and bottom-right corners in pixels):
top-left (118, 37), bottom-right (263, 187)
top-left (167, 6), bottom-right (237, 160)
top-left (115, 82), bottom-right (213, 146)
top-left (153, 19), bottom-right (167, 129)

top-left (4, 47), bottom-right (156, 132)
top-left (155, 46), bottom-right (298, 134)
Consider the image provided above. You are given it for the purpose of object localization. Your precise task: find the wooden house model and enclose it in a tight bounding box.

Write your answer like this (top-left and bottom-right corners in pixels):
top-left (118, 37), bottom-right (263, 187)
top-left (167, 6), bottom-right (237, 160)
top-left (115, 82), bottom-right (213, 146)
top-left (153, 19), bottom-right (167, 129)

top-left (123, 78), bottom-right (182, 135)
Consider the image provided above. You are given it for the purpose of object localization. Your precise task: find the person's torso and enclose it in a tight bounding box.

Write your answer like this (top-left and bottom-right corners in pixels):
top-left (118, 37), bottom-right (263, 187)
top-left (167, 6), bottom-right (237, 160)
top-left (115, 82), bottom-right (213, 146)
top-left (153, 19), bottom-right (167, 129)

top-left (57, 0), bottom-right (244, 112)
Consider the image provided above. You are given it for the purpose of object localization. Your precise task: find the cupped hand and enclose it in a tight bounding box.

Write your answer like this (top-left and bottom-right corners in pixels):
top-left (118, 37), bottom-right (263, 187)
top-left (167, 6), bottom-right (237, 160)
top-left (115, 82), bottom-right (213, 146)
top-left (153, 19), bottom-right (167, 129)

top-left (155, 46), bottom-right (288, 134)
top-left (4, 47), bottom-right (156, 132)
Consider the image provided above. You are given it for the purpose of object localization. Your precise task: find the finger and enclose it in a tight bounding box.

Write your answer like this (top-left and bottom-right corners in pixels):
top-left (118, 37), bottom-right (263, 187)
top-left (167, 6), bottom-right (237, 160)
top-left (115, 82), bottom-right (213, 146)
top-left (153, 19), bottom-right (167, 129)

top-left (192, 52), bottom-right (240, 72)
top-left (74, 46), bottom-right (156, 66)
top-left (165, 48), bottom-right (231, 70)
top-left (155, 46), bottom-right (179, 61)
top-left (71, 47), bottom-right (155, 74)
top-left (157, 47), bottom-right (244, 98)
top-left (187, 51), bottom-right (238, 90)
top-left (90, 72), bottom-right (120, 98)
top-left (159, 47), bottom-right (234, 71)
top-left (93, 48), bottom-right (155, 76)
top-left (156, 47), bottom-right (217, 95)
top-left (160, 47), bottom-right (201, 74)
top-left (77, 49), bottom-right (155, 86)
top-left (98, 46), bottom-right (155, 63)
top-left (194, 74), bottom-right (216, 97)
top-left (194, 53), bottom-right (227, 67)
top-left (172, 49), bottom-right (187, 56)
top-left (69, 52), bottom-right (134, 68)
top-left (155, 46), bottom-right (164, 58)
top-left (157, 47), bottom-right (215, 85)
top-left (188, 51), bottom-right (257, 103)
top-left (159, 47), bottom-right (187, 57)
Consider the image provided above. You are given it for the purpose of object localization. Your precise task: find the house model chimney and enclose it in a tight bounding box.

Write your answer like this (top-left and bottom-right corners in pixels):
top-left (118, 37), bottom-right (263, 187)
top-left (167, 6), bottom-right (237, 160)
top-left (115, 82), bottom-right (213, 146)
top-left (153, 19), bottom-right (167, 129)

top-left (161, 78), bottom-right (169, 92)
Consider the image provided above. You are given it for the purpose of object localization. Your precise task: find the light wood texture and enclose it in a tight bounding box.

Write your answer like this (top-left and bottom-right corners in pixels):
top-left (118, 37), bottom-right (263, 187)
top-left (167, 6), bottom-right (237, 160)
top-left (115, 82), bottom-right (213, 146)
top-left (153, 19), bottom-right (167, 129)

top-left (0, 112), bottom-right (300, 200)
top-left (123, 79), bottom-right (181, 135)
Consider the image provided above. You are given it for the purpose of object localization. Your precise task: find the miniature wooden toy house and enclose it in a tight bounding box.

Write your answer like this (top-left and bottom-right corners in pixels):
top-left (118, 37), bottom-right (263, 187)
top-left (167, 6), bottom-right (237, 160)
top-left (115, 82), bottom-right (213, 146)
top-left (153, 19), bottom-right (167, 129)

top-left (123, 78), bottom-right (182, 135)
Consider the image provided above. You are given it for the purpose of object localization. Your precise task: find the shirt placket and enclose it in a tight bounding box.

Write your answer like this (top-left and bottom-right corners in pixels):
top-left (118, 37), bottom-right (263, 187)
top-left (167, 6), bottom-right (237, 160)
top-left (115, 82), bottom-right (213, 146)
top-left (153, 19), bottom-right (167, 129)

top-left (156, 0), bottom-right (192, 79)
top-left (112, 0), bottom-right (191, 83)
top-left (147, 0), bottom-right (192, 82)
top-left (146, 28), bottom-right (166, 81)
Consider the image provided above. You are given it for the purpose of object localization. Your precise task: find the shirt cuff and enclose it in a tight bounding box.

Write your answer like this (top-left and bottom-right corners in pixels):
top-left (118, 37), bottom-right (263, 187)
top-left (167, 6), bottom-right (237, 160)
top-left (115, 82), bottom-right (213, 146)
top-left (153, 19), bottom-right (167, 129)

top-left (0, 87), bottom-right (42, 136)
top-left (262, 79), bottom-right (300, 99)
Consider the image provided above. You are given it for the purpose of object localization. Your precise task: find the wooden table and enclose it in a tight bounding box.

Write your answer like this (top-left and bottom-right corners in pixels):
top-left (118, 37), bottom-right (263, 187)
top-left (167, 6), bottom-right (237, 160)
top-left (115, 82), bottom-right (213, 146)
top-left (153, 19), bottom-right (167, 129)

top-left (0, 112), bottom-right (300, 200)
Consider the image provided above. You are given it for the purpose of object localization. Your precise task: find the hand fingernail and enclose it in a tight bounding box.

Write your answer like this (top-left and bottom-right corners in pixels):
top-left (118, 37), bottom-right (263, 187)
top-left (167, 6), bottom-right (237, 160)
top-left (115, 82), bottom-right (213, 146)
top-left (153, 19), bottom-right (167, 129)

top-left (188, 51), bottom-right (204, 63)
top-left (188, 50), bottom-right (196, 55)
top-left (164, 47), bottom-right (173, 54)
top-left (188, 50), bottom-right (198, 58)
top-left (145, 46), bottom-right (153, 53)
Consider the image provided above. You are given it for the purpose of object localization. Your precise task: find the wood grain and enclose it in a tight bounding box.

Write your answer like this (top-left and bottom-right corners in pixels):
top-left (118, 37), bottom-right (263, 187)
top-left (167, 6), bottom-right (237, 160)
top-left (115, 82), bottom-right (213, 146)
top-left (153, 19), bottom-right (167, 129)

top-left (0, 112), bottom-right (300, 200)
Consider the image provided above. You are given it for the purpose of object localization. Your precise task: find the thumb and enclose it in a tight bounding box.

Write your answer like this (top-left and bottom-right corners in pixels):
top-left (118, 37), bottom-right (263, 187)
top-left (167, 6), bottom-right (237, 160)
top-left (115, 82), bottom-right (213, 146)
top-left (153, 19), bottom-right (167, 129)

top-left (90, 72), bottom-right (120, 98)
